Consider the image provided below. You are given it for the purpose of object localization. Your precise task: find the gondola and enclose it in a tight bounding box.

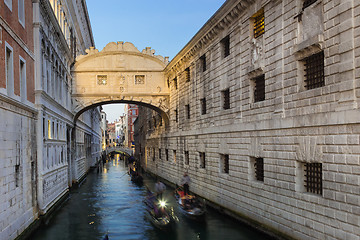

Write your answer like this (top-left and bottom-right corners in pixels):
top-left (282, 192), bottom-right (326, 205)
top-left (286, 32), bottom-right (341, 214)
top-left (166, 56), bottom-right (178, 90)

top-left (144, 191), bottom-right (173, 229)
top-left (130, 172), bottom-right (143, 185)
top-left (174, 189), bottom-right (206, 220)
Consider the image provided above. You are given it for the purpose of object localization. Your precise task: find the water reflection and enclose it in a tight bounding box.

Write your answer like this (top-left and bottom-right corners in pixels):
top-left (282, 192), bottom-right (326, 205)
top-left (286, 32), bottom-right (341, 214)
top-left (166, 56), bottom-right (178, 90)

top-left (31, 154), bottom-right (275, 240)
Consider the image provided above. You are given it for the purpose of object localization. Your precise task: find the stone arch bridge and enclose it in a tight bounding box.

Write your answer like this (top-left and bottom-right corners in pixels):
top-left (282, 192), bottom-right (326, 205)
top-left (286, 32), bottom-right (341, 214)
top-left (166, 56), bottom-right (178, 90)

top-left (106, 146), bottom-right (133, 157)
top-left (72, 41), bottom-right (170, 125)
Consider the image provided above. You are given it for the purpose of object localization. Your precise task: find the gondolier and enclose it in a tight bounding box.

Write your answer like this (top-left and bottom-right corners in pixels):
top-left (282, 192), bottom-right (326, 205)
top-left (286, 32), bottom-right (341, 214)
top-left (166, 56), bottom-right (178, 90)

top-left (180, 172), bottom-right (191, 195)
top-left (155, 179), bottom-right (166, 199)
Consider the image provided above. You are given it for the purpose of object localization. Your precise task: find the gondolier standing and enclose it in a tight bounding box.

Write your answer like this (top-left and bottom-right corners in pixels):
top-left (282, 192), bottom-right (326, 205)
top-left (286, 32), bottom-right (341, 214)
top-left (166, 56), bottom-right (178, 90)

top-left (180, 172), bottom-right (191, 195)
top-left (155, 179), bottom-right (166, 199)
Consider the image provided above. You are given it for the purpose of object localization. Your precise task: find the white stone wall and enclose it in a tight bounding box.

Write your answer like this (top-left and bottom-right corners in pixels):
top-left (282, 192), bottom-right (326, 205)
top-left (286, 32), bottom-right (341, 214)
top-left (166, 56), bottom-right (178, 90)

top-left (141, 0), bottom-right (360, 239)
top-left (0, 101), bottom-right (37, 240)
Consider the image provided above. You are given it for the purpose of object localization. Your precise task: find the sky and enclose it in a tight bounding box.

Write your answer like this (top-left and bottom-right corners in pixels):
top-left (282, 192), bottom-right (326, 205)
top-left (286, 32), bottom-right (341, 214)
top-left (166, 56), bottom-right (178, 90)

top-left (86, 0), bottom-right (227, 122)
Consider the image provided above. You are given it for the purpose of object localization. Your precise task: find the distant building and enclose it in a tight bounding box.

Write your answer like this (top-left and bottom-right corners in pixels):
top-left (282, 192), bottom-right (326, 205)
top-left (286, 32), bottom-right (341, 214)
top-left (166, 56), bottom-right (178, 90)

top-left (100, 110), bottom-right (107, 150)
top-left (126, 104), bottom-right (138, 148)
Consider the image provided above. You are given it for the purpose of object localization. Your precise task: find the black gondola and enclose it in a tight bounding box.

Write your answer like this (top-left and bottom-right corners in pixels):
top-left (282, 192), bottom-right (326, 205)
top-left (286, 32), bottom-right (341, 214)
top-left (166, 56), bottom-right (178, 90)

top-left (174, 189), bottom-right (206, 220)
top-left (144, 191), bottom-right (173, 229)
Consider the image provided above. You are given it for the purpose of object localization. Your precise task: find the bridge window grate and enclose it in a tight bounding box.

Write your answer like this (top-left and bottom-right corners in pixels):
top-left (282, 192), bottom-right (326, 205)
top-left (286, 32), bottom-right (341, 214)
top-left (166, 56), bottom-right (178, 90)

top-left (97, 75), bottom-right (107, 85)
top-left (135, 75), bottom-right (145, 84)
top-left (304, 163), bottom-right (322, 195)
top-left (304, 51), bottom-right (324, 90)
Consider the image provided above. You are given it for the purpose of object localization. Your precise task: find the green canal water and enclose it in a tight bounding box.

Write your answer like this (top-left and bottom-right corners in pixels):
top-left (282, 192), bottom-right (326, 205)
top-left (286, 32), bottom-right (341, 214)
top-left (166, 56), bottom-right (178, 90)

top-left (30, 156), bottom-right (275, 240)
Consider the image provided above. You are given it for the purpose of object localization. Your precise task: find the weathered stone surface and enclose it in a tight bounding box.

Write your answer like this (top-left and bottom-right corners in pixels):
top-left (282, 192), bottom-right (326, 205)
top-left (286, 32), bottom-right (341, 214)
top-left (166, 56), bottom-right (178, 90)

top-left (135, 0), bottom-right (360, 239)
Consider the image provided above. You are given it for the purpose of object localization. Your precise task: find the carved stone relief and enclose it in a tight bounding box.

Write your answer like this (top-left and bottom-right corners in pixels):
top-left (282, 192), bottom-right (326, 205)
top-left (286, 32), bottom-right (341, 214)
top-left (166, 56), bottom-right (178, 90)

top-left (295, 136), bottom-right (323, 163)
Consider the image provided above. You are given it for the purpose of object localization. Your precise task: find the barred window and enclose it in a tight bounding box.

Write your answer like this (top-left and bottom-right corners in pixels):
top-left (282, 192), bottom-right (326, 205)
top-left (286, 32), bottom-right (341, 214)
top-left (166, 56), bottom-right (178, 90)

top-left (304, 163), bottom-right (322, 195)
top-left (185, 67), bottom-right (190, 82)
top-left (135, 75), bottom-right (145, 84)
top-left (174, 109), bottom-right (178, 123)
top-left (185, 104), bottom-right (190, 119)
top-left (253, 9), bottom-right (265, 38)
top-left (173, 77), bottom-right (178, 90)
top-left (255, 157), bottom-right (264, 181)
top-left (222, 89), bottom-right (230, 109)
top-left (303, 0), bottom-right (317, 10)
top-left (254, 75), bottom-right (265, 102)
top-left (304, 51), bottom-right (324, 90)
top-left (166, 149), bottom-right (169, 161)
top-left (159, 149), bottom-right (161, 160)
top-left (221, 154), bottom-right (229, 174)
top-left (97, 75), bottom-right (107, 85)
top-left (200, 54), bottom-right (206, 72)
top-left (185, 151), bottom-right (189, 165)
top-left (221, 35), bottom-right (230, 58)
top-left (153, 148), bottom-right (155, 161)
top-left (200, 152), bottom-right (206, 168)
top-left (200, 98), bottom-right (206, 115)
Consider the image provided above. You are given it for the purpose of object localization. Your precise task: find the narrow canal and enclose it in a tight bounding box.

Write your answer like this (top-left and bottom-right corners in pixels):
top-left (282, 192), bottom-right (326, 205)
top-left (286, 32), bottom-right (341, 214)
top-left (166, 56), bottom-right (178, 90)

top-left (31, 155), bottom-right (275, 240)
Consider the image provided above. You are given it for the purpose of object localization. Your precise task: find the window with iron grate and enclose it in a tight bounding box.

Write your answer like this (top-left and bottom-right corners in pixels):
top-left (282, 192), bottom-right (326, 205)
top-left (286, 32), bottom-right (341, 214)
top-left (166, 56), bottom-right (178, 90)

top-left (173, 77), bottom-right (178, 90)
top-left (304, 51), bottom-right (324, 90)
top-left (221, 154), bottom-right (229, 174)
top-left (255, 157), bottom-right (264, 181)
top-left (159, 149), bottom-right (161, 160)
top-left (185, 151), bottom-right (189, 165)
top-left (200, 54), bottom-right (207, 72)
top-left (200, 98), bottom-right (206, 115)
top-left (166, 149), bottom-right (169, 161)
top-left (304, 163), bottom-right (322, 195)
top-left (185, 104), bottom-right (190, 119)
top-left (253, 75), bottom-right (265, 102)
top-left (174, 109), bottom-right (178, 123)
top-left (222, 89), bottom-right (230, 109)
top-left (303, 0), bottom-right (317, 10)
top-left (221, 35), bottom-right (230, 58)
top-left (253, 9), bottom-right (265, 38)
top-left (199, 152), bottom-right (206, 168)
top-left (185, 67), bottom-right (190, 82)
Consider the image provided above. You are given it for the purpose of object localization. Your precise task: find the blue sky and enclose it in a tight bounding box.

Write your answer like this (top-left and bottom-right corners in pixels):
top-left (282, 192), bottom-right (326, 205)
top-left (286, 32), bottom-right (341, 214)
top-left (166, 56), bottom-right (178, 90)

top-left (86, 0), bottom-right (227, 122)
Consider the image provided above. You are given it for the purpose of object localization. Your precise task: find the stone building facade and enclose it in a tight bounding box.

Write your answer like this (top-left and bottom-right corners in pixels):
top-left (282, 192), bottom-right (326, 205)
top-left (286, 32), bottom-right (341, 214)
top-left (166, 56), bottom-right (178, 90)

top-left (0, 0), bottom-right (37, 239)
top-left (34, 0), bottom-right (101, 216)
top-left (136, 0), bottom-right (360, 239)
top-left (1, 0), bottom-right (101, 239)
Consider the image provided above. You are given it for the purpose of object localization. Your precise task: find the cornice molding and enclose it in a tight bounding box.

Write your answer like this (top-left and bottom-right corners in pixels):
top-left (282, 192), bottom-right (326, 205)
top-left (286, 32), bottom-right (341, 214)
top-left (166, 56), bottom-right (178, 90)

top-left (165, 0), bottom-right (255, 74)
